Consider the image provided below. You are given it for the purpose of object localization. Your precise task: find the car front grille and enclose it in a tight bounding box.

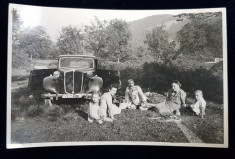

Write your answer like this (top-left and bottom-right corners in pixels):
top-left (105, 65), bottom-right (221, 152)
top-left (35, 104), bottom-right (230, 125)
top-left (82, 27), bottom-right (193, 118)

top-left (64, 71), bottom-right (83, 93)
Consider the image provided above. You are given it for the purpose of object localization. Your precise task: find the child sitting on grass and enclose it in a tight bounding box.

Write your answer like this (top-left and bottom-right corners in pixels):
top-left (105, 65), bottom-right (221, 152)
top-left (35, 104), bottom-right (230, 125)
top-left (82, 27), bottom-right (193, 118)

top-left (190, 90), bottom-right (206, 118)
top-left (87, 93), bottom-right (103, 124)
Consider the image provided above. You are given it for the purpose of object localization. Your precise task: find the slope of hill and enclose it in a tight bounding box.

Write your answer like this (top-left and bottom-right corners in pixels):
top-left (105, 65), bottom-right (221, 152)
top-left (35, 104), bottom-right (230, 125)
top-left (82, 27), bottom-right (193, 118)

top-left (128, 14), bottom-right (187, 46)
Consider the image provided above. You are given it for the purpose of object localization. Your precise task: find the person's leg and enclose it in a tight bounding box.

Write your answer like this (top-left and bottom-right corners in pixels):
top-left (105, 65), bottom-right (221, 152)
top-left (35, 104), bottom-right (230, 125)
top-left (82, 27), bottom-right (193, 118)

top-left (175, 109), bottom-right (181, 116)
top-left (139, 102), bottom-right (150, 111)
top-left (155, 100), bottom-right (172, 115)
top-left (201, 107), bottom-right (205, 118)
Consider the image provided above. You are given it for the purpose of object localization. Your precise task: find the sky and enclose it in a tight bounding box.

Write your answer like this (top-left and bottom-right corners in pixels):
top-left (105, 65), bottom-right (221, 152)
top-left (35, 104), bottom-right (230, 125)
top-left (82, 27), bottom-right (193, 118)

top-left (10, 4), bottom-right (224, 41)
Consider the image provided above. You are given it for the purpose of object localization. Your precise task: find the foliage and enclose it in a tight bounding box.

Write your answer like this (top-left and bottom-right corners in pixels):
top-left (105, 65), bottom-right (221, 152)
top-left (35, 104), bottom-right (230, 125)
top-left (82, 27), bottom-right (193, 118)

top-left (140, 62), bottom-right (223, 103)
top-left (175, 12), bottom-right (222, 60)
top-left (84, 18), bottom-right (132, 62)
top-left (57, 26), bottom-right (84, 55)
top-left (17, 26), bottom-right (54, 59)
top-left (12, 44), bottom-right (31, 69)
top-left (12, 8), bottom-right (23, 43)
top-left (104, 19), bottom-right (132, 62)
top-left (84, 17), bottom-right (108, 57)
top-left (11, 8), bottom-right (31, 69)
top-left (144, 26), bottom-right (176, 63)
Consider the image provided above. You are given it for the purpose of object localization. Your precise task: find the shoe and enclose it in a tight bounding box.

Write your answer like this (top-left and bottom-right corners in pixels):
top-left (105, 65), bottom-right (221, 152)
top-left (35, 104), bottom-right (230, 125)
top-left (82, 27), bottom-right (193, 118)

top-left (139, 106), bottom-right (148, 111)
top-left (104, 117), bottom-right (113, 122)
top-left (88, 117), bottom-right (93, 123)
top-left (97, 120), bottom-right (103, 124)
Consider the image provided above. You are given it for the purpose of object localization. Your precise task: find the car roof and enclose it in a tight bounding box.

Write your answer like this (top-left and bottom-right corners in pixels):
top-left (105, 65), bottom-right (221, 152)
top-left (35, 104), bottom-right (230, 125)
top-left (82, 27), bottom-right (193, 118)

top-left (59, 55), bottom-right (96, 58)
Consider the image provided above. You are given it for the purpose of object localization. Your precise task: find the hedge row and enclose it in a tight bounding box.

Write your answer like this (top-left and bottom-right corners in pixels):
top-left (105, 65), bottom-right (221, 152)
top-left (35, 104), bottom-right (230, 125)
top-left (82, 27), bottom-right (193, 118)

top-left (119, 62), bottom-right (223, 103)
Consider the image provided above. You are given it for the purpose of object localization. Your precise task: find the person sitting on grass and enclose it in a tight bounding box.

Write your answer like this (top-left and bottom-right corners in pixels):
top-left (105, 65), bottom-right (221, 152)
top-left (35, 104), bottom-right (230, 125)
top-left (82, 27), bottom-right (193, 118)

top-left (87, 93), bottom-right (103, 124)
top-left (165, 80), bottom-right (187, 116)
top-left (98, 84), bottom-right (121, 122)
top-left (122, 79), bottom-right (148, 110)
top-left (190, 90), bottom-right (206, 119)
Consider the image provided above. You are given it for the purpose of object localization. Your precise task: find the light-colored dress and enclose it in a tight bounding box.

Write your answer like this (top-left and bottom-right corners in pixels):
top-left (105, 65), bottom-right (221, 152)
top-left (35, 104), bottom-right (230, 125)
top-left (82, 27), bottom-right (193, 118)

top-left (99, 92), bottom-right (121, 118)
top-left (125, 85), bottom-right (147, 106)
top-left (191, 97), bottom-right (206, 115)
top-left (166, 89), bottom-right (186, 112)
top-left (88, 102), bottom-right (101, 120)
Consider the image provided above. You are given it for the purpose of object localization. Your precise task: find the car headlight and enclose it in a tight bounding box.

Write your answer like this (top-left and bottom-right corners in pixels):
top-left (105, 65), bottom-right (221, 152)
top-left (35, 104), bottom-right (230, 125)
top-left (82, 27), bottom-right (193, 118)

top-left (86, 71), bottom-right (93, 78)
top-left (53, 71), bottom-right (60, 78)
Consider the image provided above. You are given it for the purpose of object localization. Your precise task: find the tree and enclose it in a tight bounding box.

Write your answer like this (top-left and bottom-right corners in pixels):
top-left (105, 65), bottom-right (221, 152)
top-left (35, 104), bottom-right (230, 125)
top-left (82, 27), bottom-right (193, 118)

top-left (174, 12), bottom-right (222, 60)
top-left (84, 17), bottom-right (108, 57)
top-left (12, 44), bottom-right (31, 69)
top-left (105, 19), bottom-right (132, 62)
top-left (17, 26), bottom-right (54, 59)
top-left (57, 26), bottom-right (84, 55)
top-left (12, 8), bottom-right (23, 42)
top-left (144, 26), bottom-right (176, 63)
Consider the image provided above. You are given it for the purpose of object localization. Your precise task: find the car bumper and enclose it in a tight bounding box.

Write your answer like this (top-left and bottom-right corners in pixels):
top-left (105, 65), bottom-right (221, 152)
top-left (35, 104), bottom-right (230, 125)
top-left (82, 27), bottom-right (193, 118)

top-left (41, 93), bottom-right (92, 99)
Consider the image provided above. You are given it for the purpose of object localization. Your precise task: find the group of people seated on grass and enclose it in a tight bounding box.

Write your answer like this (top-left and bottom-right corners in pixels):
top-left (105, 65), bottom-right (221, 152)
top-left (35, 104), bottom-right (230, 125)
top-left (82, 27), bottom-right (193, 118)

top-left (87, 79), bottom-right (206, 124)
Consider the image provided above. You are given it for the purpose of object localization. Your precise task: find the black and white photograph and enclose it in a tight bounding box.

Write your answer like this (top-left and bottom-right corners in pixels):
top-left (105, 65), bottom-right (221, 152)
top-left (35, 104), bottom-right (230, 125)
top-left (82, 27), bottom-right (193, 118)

top-left (7, 4), bottom-right (228, 148)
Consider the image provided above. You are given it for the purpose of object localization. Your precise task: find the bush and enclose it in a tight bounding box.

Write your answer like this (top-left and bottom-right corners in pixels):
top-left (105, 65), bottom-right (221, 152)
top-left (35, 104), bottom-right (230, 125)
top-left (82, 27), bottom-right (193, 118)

top-left (119, 61), bottom-right (223, 103)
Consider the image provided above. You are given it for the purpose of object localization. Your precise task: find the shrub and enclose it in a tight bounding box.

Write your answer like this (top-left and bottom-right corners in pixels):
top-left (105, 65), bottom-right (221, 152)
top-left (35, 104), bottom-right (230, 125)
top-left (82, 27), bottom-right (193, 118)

top-left (118, 61), bottom-right (223, 103)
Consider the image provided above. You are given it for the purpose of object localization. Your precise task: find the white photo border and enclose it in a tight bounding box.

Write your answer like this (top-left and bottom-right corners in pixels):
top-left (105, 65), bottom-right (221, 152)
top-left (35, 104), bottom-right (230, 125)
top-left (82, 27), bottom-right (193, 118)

top-left (7, 4), bottom-right (228, 148)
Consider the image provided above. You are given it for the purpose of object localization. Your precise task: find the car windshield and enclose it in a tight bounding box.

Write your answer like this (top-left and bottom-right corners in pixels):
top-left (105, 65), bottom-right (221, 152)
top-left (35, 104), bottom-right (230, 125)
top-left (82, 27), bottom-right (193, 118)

top-left (59, 57), bottom-right (94, 69)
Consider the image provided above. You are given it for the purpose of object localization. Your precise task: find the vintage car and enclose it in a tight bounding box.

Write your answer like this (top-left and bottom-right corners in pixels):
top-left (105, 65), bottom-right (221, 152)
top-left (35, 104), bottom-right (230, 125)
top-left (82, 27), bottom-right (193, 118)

top-left (28, 55), bottom-right (121, 106)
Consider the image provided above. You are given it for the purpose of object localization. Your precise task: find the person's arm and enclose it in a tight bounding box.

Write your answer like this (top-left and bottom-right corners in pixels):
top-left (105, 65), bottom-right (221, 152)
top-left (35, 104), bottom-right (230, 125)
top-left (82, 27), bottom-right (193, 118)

top-left (180, 90), bottom-right (187, 107)
top-left (200, 100), bottom-right (206, 118)
top-left (137, 86), bottom-right (147, 102)
top-left (125, 87), bottom-right (130, 103)
top-left (106, 94), bottom-right (114, 119)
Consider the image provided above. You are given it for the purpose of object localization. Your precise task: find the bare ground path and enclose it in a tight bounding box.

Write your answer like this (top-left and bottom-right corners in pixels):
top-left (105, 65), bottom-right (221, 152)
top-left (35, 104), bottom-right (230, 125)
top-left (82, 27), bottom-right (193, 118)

top-left (176, 121), bottom-right (203, 143)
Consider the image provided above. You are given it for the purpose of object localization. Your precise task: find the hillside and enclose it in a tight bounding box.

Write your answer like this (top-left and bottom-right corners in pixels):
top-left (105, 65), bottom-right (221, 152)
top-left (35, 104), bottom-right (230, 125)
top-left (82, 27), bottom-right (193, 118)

top-left (128, 14), bottom-right (187, 46)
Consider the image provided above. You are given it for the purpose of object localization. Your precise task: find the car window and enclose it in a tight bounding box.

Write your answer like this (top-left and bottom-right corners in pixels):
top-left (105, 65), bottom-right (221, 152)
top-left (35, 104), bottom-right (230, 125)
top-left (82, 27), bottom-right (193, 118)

top-left (60, 57), bottom-right (94, 68)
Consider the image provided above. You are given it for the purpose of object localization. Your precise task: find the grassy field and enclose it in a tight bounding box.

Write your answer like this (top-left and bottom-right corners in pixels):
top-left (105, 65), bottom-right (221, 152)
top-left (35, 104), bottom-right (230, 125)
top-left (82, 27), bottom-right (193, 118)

top-left (10, 84), bottom-right (224, 144)
top-left (9, 65), bottom-right (224, 144)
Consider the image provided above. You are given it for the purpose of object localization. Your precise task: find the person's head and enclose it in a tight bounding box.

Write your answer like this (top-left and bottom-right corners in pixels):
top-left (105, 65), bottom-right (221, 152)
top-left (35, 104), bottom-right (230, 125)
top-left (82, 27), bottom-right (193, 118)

top-left (128, 79), bottom-right (135, 88)
top-left (109, 84), bottom-right (118, 96)
top-left (194, 90), bottom-right (203, 100)
top-left (171, 80), bottom-right (181, 92)
top-left (92, 93), bottom-right (100, 103)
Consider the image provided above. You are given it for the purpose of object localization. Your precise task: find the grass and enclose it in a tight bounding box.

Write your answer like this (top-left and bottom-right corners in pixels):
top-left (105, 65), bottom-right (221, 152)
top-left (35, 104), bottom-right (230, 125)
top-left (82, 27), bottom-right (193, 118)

top-left (181, 105), bottom-right (224, 143)
top-left (10, 82), bottom-right (224, 144)
top-left (11, 104), bottom-right (188, 143)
